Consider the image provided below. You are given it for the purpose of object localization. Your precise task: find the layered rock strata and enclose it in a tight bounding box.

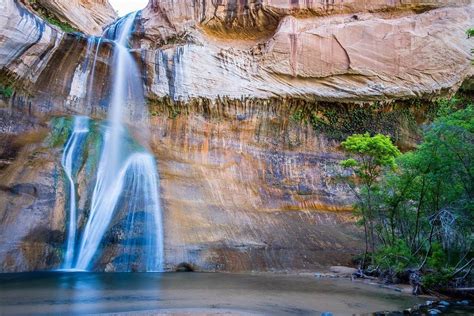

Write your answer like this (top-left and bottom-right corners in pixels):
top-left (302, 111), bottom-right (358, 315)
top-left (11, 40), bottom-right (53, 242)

top-left (140, 0), bottom-right (473, 101)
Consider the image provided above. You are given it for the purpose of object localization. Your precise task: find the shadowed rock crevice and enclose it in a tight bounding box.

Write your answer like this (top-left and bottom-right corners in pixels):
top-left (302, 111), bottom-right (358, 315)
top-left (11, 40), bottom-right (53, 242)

top-left (176, 262), bottom-right (195, 272)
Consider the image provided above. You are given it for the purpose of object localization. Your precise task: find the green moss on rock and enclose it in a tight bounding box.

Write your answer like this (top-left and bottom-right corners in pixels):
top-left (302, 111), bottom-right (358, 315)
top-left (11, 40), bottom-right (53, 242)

top-left (27, 0), bottom-right (79, 33)
top-left (47, 117), bottom-right (72, 148)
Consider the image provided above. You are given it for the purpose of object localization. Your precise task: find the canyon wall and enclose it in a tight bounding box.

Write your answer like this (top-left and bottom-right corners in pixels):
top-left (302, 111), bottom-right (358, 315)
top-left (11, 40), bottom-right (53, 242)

top-left (4, 0), bottom-right (472, 104)
top-left (21, 0), bottom-right (116, 35)
top-left (140, 0), bottom-right (473, 101)
top-left (0, 0), bottom-right (472, 272)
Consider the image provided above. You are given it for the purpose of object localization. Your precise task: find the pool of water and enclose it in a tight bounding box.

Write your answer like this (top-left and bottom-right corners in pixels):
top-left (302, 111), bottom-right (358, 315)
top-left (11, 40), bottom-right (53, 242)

top-left (0, 272), bottom-right (425, 315)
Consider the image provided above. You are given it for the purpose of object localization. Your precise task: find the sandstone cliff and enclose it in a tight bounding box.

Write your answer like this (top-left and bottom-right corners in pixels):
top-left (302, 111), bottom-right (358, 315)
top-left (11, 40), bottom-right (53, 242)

top-left (140, 0), bottom-right (473, 101)
top-left (2, 0), bottom-right (472, 104)
top-left (0, 0), bottom-right (472, 272)
top-left (23, 0), bottom-right (117, 35)
top-left (2, 0), bottom-right (472, 105)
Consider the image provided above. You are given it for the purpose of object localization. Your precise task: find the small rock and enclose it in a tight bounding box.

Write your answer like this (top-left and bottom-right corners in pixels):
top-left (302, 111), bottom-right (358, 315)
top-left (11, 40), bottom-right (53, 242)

top-left (329, 266), bottom-right (357, 275)
top-left (438, 300), bottom-right (450, 306)
top-left (426, 300), bottom-right (435, 306)
top-left (321, 312), bottom-right (333, 316)
top-left (314, 273), bottom-right (322, 278)
top-left (428, 309), bottom-right (442, 315)
top-left (104, 262), bottom-right (115, 272)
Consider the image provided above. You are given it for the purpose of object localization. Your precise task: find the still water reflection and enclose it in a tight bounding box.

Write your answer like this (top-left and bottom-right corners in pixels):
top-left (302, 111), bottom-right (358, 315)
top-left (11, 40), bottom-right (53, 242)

top-left (0, 272), bottom-right (424, 315)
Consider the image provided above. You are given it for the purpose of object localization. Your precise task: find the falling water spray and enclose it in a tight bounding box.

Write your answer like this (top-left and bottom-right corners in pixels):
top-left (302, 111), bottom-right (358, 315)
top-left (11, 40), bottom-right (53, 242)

top-left (62, 12), bottom-right (164, 272)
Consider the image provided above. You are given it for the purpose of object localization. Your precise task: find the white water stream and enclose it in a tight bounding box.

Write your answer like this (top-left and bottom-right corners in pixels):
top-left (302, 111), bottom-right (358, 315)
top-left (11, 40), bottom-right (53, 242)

top-left (61, 12), bottom-right (164, 272)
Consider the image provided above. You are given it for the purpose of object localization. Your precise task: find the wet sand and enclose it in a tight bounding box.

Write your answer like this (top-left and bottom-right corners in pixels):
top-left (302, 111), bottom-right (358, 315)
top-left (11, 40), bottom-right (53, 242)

top-left (0, 272), bottom-right (424, 315)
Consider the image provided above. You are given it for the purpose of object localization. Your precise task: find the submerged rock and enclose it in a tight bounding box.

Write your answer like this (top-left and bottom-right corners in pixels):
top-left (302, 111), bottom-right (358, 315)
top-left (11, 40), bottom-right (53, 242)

top-left (104, 262), bottom-right (115, 272)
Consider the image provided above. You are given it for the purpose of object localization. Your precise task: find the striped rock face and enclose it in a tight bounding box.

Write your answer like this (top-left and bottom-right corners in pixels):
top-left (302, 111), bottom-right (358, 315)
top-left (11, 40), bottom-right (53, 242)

top-left (2, 0), bottom-right (472, 105)
top-left (140, 0), bottom-right (473, 101)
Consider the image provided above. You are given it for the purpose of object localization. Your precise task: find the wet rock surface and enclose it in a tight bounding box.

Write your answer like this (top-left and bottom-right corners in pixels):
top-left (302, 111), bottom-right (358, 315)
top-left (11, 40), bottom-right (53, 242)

top-left (375, 299), bottom-right (474, 315)
top-left (0, 131), bottom-right (65, 272)
top-left (148, 100), bottom-right (366, 272)
top-left (0, 102), bottom-right (368, 272)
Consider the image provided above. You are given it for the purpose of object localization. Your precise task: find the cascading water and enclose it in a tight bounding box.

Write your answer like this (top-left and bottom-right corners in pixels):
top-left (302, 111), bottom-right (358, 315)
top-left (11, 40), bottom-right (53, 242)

top-left (104, 152), bottom-right (164, 271)
top-left (61, 116), bottom-right (90, 269)
top-left (86, 36), bottom-right (102, 111)
top-left (61, 12), bottom-right (164, 272)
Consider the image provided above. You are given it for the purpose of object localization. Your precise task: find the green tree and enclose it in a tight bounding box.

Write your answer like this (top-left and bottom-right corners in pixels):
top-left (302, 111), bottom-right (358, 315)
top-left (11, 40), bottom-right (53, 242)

top-left (0, 85), bottom-right (13, 98)
top-left (415, 106), bottom-right (474, 269)
top-left (340, 133), bottom-right (401, 264)
top-left (468, 28), bottom-right (474, 38)
top-left (342, 104), bottom-right (474, 291)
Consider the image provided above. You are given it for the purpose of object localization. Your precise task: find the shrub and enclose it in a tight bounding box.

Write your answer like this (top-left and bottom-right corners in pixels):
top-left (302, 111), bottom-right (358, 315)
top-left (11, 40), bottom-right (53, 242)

top-left (0, 85), bottom-right (13, 98)
top-left (375, 239), bottom-right (418, 273)
top-left (45, 17), bottom-right (77, 33)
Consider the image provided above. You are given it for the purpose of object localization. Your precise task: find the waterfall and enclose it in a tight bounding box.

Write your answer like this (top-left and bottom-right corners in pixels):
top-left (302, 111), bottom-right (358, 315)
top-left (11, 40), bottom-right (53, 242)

top-left (68, 37), bottom-right (96, 103)
top-left (61, 12), bottom-right (164, 272)
top-left (82, 36), bottom-right (96, 69)
top-left (108, 152), bottom-right (164, 271)
top-left (86, 37), bottom-right (102, 111)
top-left (61, 116), bottom-right (90, 270)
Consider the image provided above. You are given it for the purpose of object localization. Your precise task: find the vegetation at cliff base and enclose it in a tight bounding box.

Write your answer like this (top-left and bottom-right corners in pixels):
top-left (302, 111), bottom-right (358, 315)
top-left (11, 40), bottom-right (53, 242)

top-left (340, 133), bottom-right (401, 265)
top-left (340, 101), bottom-right (473, 294)
top-left (0, 85), bottom-right (14, 98)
